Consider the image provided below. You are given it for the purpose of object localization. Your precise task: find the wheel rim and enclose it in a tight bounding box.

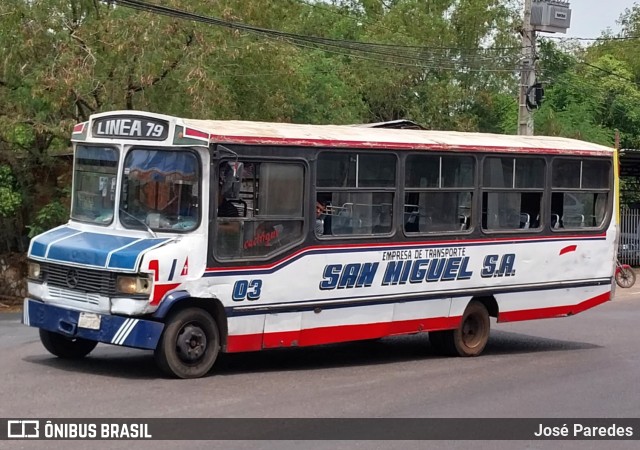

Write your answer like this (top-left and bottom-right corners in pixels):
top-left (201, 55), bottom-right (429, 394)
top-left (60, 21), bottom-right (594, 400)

top-left (461, 313), bottom-right (485, 349)
top-left (621, 274), bottom-right (633, 287)
top-left (175, 323), bottom-right (208, 364)
top-left (617, 270), bottom-right (634, 288)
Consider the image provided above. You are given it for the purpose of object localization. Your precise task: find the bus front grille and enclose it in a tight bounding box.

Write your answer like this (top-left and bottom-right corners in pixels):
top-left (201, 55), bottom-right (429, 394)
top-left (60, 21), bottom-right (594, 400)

top-left (41, 263), bottom-right (118, 297)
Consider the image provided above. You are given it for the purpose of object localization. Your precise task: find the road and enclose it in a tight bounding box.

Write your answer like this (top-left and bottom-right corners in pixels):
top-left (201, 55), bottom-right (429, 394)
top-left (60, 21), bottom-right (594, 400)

top-left (1, 288), bottom-right (639, 450)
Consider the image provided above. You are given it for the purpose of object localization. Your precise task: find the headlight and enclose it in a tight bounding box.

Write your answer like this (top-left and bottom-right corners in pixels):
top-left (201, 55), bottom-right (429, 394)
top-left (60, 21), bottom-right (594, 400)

top-left (27, 262), bottom-right (41, 280)
top-left (116, 275), bottom-right (152, 295)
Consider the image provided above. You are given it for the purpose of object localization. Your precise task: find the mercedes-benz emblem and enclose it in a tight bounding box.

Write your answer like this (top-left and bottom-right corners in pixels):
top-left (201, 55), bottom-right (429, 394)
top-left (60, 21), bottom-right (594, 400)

top-left (66, 269), bottom-right (79, 289)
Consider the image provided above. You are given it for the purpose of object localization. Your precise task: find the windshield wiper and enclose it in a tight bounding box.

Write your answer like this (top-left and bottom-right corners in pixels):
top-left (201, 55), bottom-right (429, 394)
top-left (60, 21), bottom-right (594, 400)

top-left (118, 207), bottom-right (157, 238)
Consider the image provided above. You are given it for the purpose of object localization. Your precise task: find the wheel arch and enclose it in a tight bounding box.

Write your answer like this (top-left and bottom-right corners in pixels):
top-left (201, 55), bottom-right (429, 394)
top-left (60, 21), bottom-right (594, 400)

top-left (153, 291), bottom-right (229, 350)
top-left (469, 295), bottom-right (499, 318)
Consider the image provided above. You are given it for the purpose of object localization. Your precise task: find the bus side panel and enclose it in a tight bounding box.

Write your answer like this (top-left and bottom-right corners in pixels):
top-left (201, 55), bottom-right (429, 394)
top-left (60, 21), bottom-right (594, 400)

top-left (391, 298), bottom-right (454, 334)
top-left (225, 298), bottom-right (456, 352)
top-left (263, 312), bottom-right (302, 348)
top-left (225, 314), bottom-right (265, 352)
top-left (213, 232), bottom-right (615, 353)
top-left (496, 285), bottom-right (611, 322)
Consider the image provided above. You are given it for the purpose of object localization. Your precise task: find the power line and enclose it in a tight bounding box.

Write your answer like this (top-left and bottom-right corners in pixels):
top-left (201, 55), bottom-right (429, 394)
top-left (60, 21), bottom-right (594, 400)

top-left (579, 61), bottom-right (639, 86)
top-left (109, 0), bottom-right (521, 72)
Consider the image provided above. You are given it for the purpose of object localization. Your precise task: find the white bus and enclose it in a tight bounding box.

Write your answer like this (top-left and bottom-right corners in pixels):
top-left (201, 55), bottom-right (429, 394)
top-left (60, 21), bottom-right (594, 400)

top-left (23, 110), bottom-right (617, 378)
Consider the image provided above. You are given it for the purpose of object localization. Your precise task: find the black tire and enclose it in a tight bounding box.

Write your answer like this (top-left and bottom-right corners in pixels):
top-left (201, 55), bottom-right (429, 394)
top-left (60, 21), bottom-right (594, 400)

top-left (154, 307), bottom-right (220, 379)
top-left (615, 267), bottom-right (636, 288)
top-left (429, 301), bottom-right (490, 357)
top-left (39, 329), bottom-right (98, 359)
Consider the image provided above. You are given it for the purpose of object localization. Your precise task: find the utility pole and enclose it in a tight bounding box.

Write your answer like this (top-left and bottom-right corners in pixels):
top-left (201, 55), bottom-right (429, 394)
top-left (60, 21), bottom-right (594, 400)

top-left (518, 0), bottom-right (536, 136)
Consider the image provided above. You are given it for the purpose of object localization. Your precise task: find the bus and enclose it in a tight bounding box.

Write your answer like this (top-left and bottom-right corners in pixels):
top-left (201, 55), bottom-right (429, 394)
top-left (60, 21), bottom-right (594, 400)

top-left (23, 110), bottom-right (617, 378)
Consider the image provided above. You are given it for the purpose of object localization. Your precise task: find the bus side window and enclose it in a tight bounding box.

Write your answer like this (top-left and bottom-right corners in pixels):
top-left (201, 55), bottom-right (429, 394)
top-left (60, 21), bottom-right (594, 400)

top-left (215, 161), bottom-right (305, 259)
top-left (316, 152), bottom-right (396, 237)
top-left (404, 155), bottom-right (474, 234)
top-left (481, 157), bottom-right (544, 231)
top-left (551, 159), bottom-right (610, 230)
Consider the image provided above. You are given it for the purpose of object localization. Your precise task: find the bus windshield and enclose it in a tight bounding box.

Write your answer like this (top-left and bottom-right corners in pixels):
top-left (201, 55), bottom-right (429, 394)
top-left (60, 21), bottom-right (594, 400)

top-left (70, 145), bottom-right (119, 224)
top-left (119, 148), bottom-right (200, 232)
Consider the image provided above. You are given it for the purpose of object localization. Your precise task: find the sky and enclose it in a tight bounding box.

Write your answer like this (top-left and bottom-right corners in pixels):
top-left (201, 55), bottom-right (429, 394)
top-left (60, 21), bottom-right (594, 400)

top-left (561, 0), bottom-right (638, 38)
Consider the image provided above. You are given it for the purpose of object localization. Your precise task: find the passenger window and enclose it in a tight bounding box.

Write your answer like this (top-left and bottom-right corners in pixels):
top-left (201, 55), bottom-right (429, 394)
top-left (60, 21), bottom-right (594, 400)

top-left (551, 158), bottom-right (610, 229)
top-left (215, 161), bottom-right (305, 259)
top-left (404, 155), bottom-right (474, 233)
top-left (316, 152), bottom-right (396, 236)
top-left (481, 157), bottom-right (544, 231)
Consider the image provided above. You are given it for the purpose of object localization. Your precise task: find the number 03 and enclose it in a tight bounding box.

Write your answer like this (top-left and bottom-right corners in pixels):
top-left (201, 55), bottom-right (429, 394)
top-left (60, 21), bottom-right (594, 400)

top-left (232, 280), bottom-right (262, 301)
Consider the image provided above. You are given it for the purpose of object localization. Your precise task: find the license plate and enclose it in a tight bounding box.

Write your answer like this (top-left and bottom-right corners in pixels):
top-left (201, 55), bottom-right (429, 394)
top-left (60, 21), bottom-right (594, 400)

top-left (78, 312), bottom-right (101, 330)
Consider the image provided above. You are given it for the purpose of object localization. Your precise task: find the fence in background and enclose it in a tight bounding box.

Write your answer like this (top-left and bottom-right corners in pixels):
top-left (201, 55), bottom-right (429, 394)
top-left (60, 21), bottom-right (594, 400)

top-left (619, 208), bottom-right (640, 266)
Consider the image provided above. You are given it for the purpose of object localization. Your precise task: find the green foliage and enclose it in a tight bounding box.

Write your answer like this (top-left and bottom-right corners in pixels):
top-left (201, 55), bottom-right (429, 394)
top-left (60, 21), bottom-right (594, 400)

top-left (0, 166), bottom-right (22, 218)
top-left (4, 0), bottom-right (640, 240)
top-left (27, 201), bottom-right (69, 238)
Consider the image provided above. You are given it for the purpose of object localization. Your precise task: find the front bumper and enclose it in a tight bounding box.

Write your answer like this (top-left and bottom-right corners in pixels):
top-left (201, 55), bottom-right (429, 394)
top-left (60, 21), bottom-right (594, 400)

top-left (23, 299), bottom-right (164, 350)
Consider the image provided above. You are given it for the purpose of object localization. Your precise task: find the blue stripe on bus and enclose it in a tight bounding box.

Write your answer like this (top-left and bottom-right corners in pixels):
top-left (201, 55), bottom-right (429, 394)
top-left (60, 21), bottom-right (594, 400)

top-left (108, 238), bottom-right (170, 270)
top-left (29, 226), bottom-right (82, 258)
top-left (225, 278), bottom-right (612, 317)
top-left (204, 236), bottom-right (608, 278)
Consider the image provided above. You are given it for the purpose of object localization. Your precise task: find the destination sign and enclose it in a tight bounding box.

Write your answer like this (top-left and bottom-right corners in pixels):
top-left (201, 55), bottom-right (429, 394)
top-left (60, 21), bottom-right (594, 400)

top-left (92, 116), bottom-right (169, 140)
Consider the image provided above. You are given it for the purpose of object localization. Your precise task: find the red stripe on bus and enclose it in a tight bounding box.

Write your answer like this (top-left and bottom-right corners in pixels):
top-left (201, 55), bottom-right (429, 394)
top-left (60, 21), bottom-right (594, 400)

top-left (225, 333), bottom-right (263, 352)
top-left (151, 283), bottom-right (181, 306)
top-left (225, 316), bottom-right (461, 353)
top-left (73, 123), bottom-right (85, 133)
top-left (185, 127), bottom-right (209, 139)
top-left (559, 245), bottom-right (578, 255)
top-left (497, 291), bottom-right (610, 323)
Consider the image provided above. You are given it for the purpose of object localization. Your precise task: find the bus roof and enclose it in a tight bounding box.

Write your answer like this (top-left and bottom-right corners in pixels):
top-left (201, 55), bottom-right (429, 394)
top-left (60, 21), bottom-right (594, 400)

top-left (182, 118), bottom-right (613, 155)
top-left (81, 111), bottom-right (612, 155)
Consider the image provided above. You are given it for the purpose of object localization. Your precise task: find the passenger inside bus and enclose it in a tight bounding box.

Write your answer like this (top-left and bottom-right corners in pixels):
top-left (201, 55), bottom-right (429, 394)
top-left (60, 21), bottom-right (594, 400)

top-left (217, 162), bottom-right (241, 218)
top-left (315, 195), bottom-right (332, 235)
top-left (215, 163), bottom-right (243, 257)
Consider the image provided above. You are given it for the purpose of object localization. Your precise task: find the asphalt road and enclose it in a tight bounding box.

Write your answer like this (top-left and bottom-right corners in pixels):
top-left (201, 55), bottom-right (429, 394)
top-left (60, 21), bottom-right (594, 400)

top-left (1, 287), bottom-right (639, 450)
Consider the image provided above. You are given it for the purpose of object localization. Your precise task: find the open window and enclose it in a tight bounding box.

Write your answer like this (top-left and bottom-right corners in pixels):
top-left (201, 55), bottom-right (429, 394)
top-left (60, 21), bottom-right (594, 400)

top-left (215, 161), bottom-right (305, 259)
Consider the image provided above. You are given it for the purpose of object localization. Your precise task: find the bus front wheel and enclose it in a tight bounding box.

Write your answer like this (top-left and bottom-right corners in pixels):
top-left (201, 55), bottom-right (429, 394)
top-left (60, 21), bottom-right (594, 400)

top-left (39, 329), bottom-right (98, 359)
top-left (429, 300), bottom-right (490, 357)
top-left (154, 307), bottom-right (220, 379)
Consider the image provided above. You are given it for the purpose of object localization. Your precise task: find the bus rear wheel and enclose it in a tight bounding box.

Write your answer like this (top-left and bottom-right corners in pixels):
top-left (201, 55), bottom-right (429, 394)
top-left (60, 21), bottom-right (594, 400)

top-left (39, 329), bottom-right (98, 359)
top-left (429, 300), bottom-right (490, 357)
top-left (154, 307), bottom-right (220, 379)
